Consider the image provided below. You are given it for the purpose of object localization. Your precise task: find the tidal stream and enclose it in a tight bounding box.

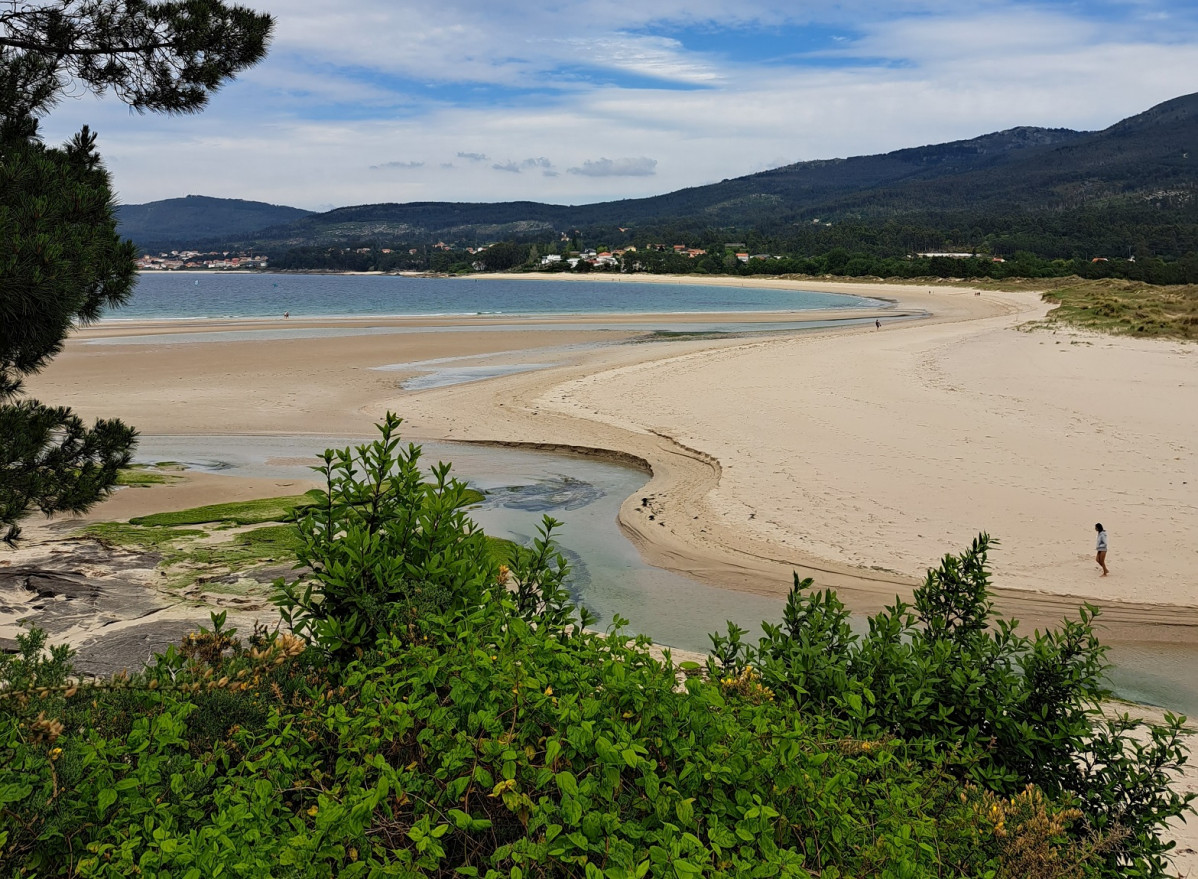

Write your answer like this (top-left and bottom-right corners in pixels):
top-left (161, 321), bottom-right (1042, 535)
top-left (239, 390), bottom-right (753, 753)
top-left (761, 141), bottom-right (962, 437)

top-left (134, 435), bottom-right (1198, 716)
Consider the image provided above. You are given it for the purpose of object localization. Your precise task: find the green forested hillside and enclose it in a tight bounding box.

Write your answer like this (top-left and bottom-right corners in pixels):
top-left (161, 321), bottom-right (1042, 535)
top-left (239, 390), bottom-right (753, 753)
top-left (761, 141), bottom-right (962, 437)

top-left (120, 93), bottom-right (1198, 266)
top-left (116, 195), bottom-right (311, 251)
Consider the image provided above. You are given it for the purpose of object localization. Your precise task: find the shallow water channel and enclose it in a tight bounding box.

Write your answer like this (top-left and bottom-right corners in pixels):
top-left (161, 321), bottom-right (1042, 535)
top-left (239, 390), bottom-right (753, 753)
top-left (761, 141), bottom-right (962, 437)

top-left (135, 435), bottom-right (1198, 716)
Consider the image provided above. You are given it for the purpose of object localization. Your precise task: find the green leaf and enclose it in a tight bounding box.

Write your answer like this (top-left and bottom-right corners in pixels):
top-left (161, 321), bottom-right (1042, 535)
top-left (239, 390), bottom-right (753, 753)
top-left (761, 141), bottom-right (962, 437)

top-left (98, 788), bottom-right (117, 814)
top-left (0, 783), bottom-right (32, 806)
top-left (556, 771), bottom-right (579, 797)
top-left (675, 798), bottom-right (695, 826)
top-left (562, 798), bottom-right (583, 826)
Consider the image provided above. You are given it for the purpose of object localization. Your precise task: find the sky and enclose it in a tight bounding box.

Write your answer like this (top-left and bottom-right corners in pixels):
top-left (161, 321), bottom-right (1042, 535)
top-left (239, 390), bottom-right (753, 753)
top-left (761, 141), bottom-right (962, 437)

top-left (36, 0), bottom-right (1198, 212)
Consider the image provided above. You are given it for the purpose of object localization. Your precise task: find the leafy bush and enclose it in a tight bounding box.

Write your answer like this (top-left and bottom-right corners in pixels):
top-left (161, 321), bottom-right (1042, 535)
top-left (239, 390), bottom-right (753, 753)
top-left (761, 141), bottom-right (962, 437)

top-left (708, 533), bottom-right (1195, 876)
top-left (273, 414), bottom-right (500, 656)
top-left (2, 426), bottom-right (1191, 877)
top-left (3, 597), bottom-right (1089, 878)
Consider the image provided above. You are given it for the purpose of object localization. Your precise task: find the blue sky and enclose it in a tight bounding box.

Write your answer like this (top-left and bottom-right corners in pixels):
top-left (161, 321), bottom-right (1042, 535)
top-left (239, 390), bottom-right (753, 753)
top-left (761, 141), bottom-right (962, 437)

top-left (37, 0), bottom-right (1198, 210)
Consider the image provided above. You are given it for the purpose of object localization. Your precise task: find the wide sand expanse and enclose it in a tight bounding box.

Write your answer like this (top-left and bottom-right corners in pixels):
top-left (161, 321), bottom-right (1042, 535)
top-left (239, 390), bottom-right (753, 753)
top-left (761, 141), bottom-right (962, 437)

top-left (393, 279), bottom-right (1198, 641)
top-left (22, 277), bottom-right (1198, 639)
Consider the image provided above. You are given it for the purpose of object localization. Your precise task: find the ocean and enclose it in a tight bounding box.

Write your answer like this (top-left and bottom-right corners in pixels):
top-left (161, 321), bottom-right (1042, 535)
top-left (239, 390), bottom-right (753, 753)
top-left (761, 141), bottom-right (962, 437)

top-left (115, 272), bottom-right (886, 320)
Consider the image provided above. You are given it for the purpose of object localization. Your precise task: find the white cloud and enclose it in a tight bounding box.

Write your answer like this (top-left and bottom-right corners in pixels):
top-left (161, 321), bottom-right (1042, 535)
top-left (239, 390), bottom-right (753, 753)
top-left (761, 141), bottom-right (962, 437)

top-left (371, 160), bottom-right (425, 170)
top-left (30, 0), bottom-right (1198, 209)
top-left (568, 157), bottom-right (659, 177)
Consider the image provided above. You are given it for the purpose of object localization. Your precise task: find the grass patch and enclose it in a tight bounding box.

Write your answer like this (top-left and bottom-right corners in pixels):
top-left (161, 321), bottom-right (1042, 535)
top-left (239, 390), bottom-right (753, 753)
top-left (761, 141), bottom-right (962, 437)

top-left (1040, 279), bottom-right (1198, 340)
top-left (175, 539), bottom-right (294, 571)
top-left (80, 522), bottom-right (294, 585)
top-left (130, 487), bottom-right (484, 528)
top-left (634, 329), bottom-right (730, 343)
top-left (83, 485), bottom-right (503, 592)
top-left (234, 524), bottom-right (306, 556)
top-left (484, 535), bottom-right (518, 568)
top-left (115, 464), bottom-right (184, 487)
top-left (82, 522), bottom-right (205, 548)
top-left (130, 491), bottom-right (323, 527)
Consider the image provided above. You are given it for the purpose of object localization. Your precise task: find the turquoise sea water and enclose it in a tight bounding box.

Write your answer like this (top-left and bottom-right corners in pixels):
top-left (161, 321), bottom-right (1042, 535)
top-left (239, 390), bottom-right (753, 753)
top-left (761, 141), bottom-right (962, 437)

top-left (117, 272), bottom-right (885, 319)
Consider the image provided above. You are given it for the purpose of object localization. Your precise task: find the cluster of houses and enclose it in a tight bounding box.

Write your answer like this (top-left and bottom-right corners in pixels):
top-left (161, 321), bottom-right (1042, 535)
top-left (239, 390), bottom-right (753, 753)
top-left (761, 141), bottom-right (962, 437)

top-left (541, 243), bottom-right (776, 269)
top-left (137, 251), bottom-right (268, 270)
top-left (915, 252), bottom-right (1005, 262)
top-left (541, 249), bottom-right (627, 268)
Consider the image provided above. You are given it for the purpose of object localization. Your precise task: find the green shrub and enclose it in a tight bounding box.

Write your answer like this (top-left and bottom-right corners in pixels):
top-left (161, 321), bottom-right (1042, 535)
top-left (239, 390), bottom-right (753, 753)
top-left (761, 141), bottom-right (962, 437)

top-left (709, 534), bottom-right (1195, 876)
top-left (3, 602), bottom-right (1069, 878)
top-left (273, 413), bottom-right (500, 657)
top-left (2, 426), bottom-right (1190, 878)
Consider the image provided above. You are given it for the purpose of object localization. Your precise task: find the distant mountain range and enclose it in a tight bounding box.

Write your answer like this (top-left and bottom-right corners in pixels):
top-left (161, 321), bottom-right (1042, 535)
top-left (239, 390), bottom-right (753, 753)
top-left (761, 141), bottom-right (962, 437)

top-left (118, 92), bottom-right (1198, 253)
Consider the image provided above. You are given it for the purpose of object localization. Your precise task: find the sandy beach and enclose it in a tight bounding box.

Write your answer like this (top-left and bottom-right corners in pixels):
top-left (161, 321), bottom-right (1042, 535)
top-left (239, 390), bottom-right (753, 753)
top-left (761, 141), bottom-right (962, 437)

top-left (22, 277), bottom-right (1198, 634)
top-left (397, 280), bottom-right (1198, 639)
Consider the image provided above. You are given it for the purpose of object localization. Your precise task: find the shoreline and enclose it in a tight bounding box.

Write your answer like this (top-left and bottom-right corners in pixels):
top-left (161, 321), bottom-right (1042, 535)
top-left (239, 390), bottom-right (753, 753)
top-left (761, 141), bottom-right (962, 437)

top-left (92, 307), bottom-right (901, 330)
top-left (111, 269), bottom-right (900, 324)
top-left (26, 275), bottom-right (1198, 639)
top-left (387, 278), bottom-right (1198, 641)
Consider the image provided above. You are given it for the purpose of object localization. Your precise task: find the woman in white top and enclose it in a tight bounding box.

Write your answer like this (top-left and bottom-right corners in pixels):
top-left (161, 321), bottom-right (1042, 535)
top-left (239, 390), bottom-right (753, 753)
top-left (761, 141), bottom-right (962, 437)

top-left (1094, 523), bottom-right (1108, 576)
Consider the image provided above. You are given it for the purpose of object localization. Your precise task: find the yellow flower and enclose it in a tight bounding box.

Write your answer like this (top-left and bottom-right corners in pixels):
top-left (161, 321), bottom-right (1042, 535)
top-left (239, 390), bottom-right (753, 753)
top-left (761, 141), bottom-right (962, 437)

top-left (544, 686), bottom-right (553, 696)
top-left (307, 806), bottom-right (319, 817)
top-left (49, 747), bottom-right (62, 760)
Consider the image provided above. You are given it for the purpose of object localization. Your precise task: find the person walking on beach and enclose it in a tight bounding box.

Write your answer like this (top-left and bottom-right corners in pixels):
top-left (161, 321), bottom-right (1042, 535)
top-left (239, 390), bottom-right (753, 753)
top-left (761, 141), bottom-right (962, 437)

top-left (1095, 523), bottom-right (1109, 575)
top-left (875, 318), bottom-right (881, 329)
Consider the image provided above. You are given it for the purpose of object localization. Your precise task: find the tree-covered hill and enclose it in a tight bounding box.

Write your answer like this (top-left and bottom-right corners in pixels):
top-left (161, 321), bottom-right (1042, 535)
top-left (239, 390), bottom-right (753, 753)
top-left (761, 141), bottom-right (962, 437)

top-left (119, 92), bottom-right (1198, 255)
top-left (116, 195), bottom-right (311, 251)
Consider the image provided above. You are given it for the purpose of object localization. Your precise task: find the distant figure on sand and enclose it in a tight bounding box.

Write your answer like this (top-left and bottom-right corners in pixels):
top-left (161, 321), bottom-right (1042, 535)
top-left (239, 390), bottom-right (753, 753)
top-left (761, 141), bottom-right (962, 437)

top-left (875, 318), bottom-right (881, 329)
top-left (1094, 523), bottom-right (1109, 575)
top-left (283, 311), bottom-right (289, 318)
